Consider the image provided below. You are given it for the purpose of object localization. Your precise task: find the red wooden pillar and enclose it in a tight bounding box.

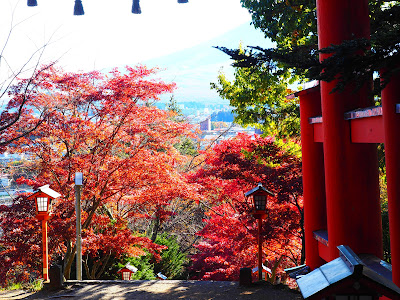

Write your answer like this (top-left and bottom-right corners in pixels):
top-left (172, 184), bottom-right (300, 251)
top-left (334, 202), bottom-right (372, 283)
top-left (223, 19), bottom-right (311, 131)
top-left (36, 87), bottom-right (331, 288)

top-left (381, 70), bottom-right (400, 287)
top-left (298, 87), bottom-right (326, 269)
top-left (316, 0), bottom-right (382, 260)
top-left (42, 219), bottom-right (49, 281)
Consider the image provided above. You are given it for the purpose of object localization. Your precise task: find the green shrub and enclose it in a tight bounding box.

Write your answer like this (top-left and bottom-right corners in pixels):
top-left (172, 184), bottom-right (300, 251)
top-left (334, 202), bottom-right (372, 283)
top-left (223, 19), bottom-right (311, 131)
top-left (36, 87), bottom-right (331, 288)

top-left (153, 233), bottom-right (188, 279)
top-left (121, 256), bottom-right (156, 280)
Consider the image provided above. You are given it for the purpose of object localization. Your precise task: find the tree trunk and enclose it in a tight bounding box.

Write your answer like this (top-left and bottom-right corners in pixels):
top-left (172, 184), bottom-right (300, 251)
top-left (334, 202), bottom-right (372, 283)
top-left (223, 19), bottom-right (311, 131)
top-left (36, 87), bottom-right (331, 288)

top-left (95, 252), bottom-right (111, 279)
top-left (151, 216), bottom-right (160, 242)
top-left (64, 243), bottom-right (77, 280)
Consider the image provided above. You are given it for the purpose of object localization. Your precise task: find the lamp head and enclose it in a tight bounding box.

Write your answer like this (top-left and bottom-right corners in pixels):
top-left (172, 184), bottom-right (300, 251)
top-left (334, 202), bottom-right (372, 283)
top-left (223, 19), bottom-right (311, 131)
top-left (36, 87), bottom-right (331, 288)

top-left (244, 183), bottom-right (274, 215)
top-left (75, 172), bottom-right (83, 186)
top-left (74, 0), bottom-right (85, 15)
top-left (28, 185), bottom-right (62, 220)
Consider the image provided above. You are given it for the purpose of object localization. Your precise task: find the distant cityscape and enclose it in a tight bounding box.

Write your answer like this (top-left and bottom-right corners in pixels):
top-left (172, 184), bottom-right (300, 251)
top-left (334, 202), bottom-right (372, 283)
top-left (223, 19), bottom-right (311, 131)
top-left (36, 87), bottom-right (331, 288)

top-left (155, 101), bottom-right (233, 123)
top-left (160, 101), bottom-right (262, 148)
top-left (0, 153), bottom-right (33, 206)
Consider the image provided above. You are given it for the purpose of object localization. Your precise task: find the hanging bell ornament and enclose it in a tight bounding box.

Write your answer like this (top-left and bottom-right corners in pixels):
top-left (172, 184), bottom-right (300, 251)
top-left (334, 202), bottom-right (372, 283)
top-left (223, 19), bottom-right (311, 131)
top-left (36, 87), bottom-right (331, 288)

top-left (74, 0), bottom-right (85, 15)
top-left (27, 0), bottom-right (37, 6)
top-left (132, 0), bottom-right (141, 14)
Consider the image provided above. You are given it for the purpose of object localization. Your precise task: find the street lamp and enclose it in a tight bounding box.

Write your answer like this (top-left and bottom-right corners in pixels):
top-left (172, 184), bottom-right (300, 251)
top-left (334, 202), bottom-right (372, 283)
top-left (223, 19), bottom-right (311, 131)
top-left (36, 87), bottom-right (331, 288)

top-left (75, 172), bottom-right (83, 280)
top-left (245, 183), bottom-right (274, 281)
top-left (28, 185), bottom-right (61, 282)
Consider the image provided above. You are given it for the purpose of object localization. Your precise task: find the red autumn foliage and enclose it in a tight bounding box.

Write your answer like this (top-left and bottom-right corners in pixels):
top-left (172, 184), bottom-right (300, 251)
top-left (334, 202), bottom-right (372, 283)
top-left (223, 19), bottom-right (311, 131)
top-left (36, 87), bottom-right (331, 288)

top-left (0, 196), bottom-right (41, 285)
top-left (189, 133), bottom-right (304, 281)
top-left (0, 64), bottom-right (199, 282)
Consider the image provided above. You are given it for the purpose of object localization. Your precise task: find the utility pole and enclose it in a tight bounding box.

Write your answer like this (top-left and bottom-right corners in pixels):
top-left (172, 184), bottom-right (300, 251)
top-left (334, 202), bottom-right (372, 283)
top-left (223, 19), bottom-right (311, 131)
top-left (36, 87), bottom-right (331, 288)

top-left (75, 172), bottom-right (83, 280)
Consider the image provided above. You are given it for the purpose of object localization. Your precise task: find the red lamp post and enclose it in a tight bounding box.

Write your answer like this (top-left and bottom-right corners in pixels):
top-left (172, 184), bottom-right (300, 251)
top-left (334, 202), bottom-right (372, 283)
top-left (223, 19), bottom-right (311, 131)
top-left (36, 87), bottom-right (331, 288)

top-left (245, 183), bottom-right (274, 281)
top-left (28, 185), bottom-right (61, 282)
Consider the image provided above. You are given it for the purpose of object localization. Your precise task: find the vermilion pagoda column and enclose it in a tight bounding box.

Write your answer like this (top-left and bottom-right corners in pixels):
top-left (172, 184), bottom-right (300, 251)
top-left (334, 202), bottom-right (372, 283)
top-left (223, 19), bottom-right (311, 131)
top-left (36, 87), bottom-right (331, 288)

top-left (298, 87), bottom-right (326, 269)
top-left (381, 71), bottom-right (400, 286)
top-left (316, 0), bottom-right (382, 260)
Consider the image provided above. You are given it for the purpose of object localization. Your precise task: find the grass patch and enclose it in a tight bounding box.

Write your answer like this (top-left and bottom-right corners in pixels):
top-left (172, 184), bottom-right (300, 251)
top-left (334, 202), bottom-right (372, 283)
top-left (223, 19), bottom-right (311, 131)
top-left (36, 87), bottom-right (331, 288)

top-left (1, 279), bottom-right (43, 292)
top-left (28, 279), bottom-right (44, 292)
top-left (6, 282), bottom-right (24, 290)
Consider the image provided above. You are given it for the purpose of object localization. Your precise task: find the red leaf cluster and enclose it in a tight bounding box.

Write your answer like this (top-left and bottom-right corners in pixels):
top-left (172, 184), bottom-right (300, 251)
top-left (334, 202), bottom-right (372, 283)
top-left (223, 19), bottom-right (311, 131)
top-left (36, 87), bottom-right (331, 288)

top-left (0, 196), bottom-right (41, 286)
top-left (189, 133), bottom-right (303, 281)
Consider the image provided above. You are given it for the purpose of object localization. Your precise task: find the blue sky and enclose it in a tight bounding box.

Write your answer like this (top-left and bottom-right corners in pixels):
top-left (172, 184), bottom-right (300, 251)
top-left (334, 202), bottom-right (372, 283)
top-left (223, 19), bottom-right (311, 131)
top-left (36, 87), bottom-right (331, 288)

top-left (0, 0), bottom-right (272, 103)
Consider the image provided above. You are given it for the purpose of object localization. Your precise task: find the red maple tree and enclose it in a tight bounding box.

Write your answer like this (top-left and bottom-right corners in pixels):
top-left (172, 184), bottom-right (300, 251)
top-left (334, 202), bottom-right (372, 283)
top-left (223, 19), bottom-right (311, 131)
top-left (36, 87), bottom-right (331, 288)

top-left (0, 65), bottom-right (198, 281)
top-left (189, 133), bottom-right (303, 281)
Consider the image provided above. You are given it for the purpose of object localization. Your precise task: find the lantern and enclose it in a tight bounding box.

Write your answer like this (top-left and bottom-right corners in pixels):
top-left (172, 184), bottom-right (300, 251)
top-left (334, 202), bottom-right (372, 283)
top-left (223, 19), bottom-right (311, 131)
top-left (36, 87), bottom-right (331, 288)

top-left (28, 185), bottom-right (61, 281)
top-left (28, 185), bottom-right (61, 220)
top-left (244, 183), bottom-right (274, 281)
top-left (245, 183), bottom-right (274, 216)
top-left (118, 263), bottom-right (138, 280)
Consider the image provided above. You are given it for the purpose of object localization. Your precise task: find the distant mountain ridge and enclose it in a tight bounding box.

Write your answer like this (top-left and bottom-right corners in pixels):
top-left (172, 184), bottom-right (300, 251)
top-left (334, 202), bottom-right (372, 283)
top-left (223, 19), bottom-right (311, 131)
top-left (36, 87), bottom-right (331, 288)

top-left (144, 23), bottom-right (273, 104)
